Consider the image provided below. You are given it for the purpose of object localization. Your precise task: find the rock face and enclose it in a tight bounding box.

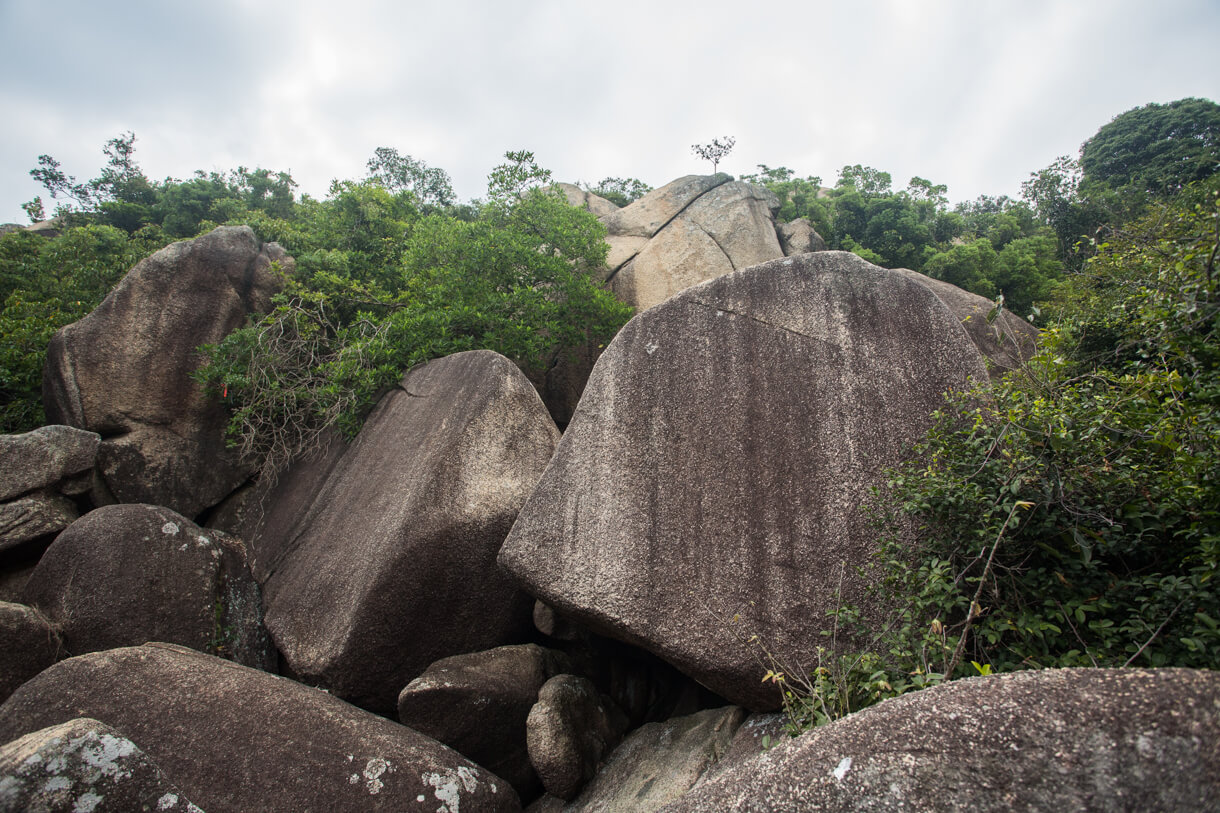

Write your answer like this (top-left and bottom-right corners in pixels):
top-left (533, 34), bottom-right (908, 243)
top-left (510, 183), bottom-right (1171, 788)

top-left (500, 252), bottom-right (988, 709)
top-left (664, 668), bottom-right (1220, 812)
top-left (0, 602), bottom-right (60, 703)
top-left (556, 705), bottom-right (746, 812)
top-left (556, 183), bottom-right (619, 218)
top-left (0, 643), bottom-right (519, 812)
top-left (777, 217), bottom-right (827, 255)
top-left (42, 225), bottom-right (289, 519)
top-left (0, 425), bottom-right (100, 552)
top-left (0, 718), bottom-right (203, 813)
top-left (398, 644), bottom-right (572, 798)
top-left (894, 267), bottom-right (1039, 377)
top-left (605, 178), bottom-right (783, 311)
top-left (527, 675), bottom-right (629, 801)
top-left (264, 350), bottom-right (560, 714)
top-left (21, 504), bottom-right (273, 669)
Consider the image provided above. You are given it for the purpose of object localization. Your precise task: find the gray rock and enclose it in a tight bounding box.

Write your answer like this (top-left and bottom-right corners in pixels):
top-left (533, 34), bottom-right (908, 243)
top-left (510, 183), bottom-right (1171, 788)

top-left (777, 218), bottom-right (827, 255)
top-left (0, 492), bottom-right (78, 552)
top-left (42, 226), bottom-right (289, 519)
top-left (893, 267), bottom-right (1039, 378)
top-left (556, 183), bottom-right (619, 218)
top-left (0, 718), bottom-right (203, 812)
top-left (21, 504), bottom-right (273, 669)
top-left (0, 643), bottom-right (520, 812)
top-left (664, 668), bottom-right (1220, 812)
top-left (560, 706), bottom-right (746, 812)
top-left (264, 350), bottom-right (559, 714)
top-left (527, 675), bottom-right (629, 801)
top-left (0, 425), bottom-right (99, 502)
top-left (398, 644), bottom-right (573, 798)
top-left (0, 602), bottom-right (60, 703)
top-left (698, 712), bottom-right (788, 784)
top-left (500, 252), bottom-right (988, 709)
top-left (600, 175), bottom-right (731, 241)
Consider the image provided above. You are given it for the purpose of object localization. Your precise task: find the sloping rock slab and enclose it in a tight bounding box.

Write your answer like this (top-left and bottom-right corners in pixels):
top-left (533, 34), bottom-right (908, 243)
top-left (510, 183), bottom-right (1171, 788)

top-left (399, 644), bottom-right (572, 798)
top-left (0, 425), bottom-right (98, 502)
top-left (601, 175), bottom-right (731, 241)
top-left (21, 504), bottom-right (273, 669)
top-left (0, 717), bottom-right (203, 813)
top-left (264, 350), bottom-right (559, 714)
top-left (664, 668), bottom-right (1220, 812)
top-left (0, 644), bottom-right (520, 813)
top-left (0, 601), bottom-right (60, 703)
top-left (894, 267), bottom-right (1038, 377)
top-left (42, 225), bottom-right (289, 518)
top-left (500, 252), bottom-right (987, 709)
top-left (0, 492), bottom-right (78, 552)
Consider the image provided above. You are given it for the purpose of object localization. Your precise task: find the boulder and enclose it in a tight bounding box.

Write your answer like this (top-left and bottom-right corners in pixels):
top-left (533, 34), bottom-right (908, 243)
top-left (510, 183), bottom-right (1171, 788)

top-left (557, 705), bottom-right (746, 812)
top-left (0, 425), bottom-right (99, 503)
top-left (893, 267), bottom-right (1039, 378)
top-left (556, 183), bottom-right (620, 218)
top-left (0, 492), bottom-right (78, 552)
top-left (500, 252), bottom-right (988, 709)
top-left (0, 602), bottom-right (60, 703)
top-left (21, 504), bottom-right (273, 669)
top-left (398, 644), bottom-right (573, 798)
top-left (600, 175), bottom-right (731, 241)
top-left (608, 181), bottom-right (784, 311)
top-left (0, 718), bottom-right (203, 813)
top-left (527, 675), bottom-right (629, 801)
top-left (777, 218), bottom-right (827, 255)
top-left (0, 643), bottom-right (520, 812)
top-left (664, 668), bottom-right (1220, 812)
top-left (699, 712), bottom-right (788, 784)
top-left (264, 350), bottom-right (559, 714)
top-left (42, 225), bottom-right (289, 519)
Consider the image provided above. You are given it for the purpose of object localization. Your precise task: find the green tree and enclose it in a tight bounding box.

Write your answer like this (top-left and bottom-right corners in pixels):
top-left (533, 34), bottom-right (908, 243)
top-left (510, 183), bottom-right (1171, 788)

top-left (581, 177), bottom-right (653, 208)
top-left (1081, 98), bottom-right (1220, 195)
top-left (365, 147), bottom-right (455, 209)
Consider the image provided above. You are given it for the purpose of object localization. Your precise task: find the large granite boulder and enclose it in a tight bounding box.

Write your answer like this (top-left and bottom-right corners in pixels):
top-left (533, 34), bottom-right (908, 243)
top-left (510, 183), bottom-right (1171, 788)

top-left (21, 504), bottom-right (273, 669)
top-left (0, 601), bottom-right (60, 703)
top-left (607, 180), bottom-right (783, 311)
top-left (0, 718), bottom-right (203, 813)
top-left (0, 643), bottom-right (519, 812)
top-left (398, 644), bottom-right (572, 799)
top-left (664, 668), bottom-right (1220, 812)
top-left (500, 252), bottom-right (988, 709)
top-left (894, 267), bottom-right (1039, 378)
top-left (264, 350), bottom-right (560, 714)
top-left (42, 225), bottom-right (290, 519)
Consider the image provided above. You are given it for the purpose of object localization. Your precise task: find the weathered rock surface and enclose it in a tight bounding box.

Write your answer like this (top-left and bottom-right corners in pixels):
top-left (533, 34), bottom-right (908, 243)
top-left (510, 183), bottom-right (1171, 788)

top-left (399, 644), bottom-right (573, 798)
top-left (0, 643), bottom-right (520, 812)
top-left (500, 252), bottom-right (988, 709)
top-left (0, 425), bottom-right (99, 502)
top-left (698, 712), bottom-right (787, 785)
top-left (557, 183), bottom-right (619, 218)
top-left (42, 225), bottom-right (289, 518)
top-left (0, 492), bottom-right (79, 552)
top-left (664, 668), bottom-right (1220, 812)
top-left (601, 175), bottom-right (731, 241)
top-left (21, 504), bottom-right (273, 669)
top-left (264, 350), bottom-right (559, 714)
top-left (0, 717), bottom-right (203, 813)
top-left (554, 705), bottom-right (746, 812)
top-left (0, 601), bottom-right (60, 703)
top-left (894, 267), bottom-right (1039, 377)
top-left (527, 675), bottom-right (629, 801)
top-left (608, 181), bottom-right (783, 311)
top-left (777, 217), bottom-right (827, 255)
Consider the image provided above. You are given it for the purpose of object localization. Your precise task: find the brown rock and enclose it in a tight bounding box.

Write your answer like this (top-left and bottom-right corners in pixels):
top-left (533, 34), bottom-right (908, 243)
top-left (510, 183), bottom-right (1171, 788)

top-left (42, 225), bottom-right (289, 518)
top-left (0, 718), bottom-right (203, 812)
top-left (500, 252), bottom-right (988, 709)
top-left (21, 504), bottom-right (273, 669)
top-left (0, 601), bottom-right (60, 703)
top-left (527, 675), bottom-right (629, 801)
top-left (0, 643), bottom-right (520, 812)
top-left (264, 350), bottom-right (559, 714)
top-left (398, 644), bottom-right (573, 798)
top-left (665, 668), bottom-right (1220, 812)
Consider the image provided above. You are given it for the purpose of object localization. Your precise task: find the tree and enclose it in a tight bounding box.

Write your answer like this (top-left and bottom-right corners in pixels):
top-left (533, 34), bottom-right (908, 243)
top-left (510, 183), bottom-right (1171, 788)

top-left (365, 147), bottom-right (455, 209)
top-left (1081, 98), bottom-right (1220, 195)
top-left (836, 164), bottom-right (892, 197)
top-left (691, 137), bottom-right (735, 173)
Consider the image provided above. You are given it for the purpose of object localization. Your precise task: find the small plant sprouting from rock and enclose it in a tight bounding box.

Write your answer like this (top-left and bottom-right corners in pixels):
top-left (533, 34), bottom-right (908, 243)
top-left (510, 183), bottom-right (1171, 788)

top-left (692, 137), bottom-right (736, 173)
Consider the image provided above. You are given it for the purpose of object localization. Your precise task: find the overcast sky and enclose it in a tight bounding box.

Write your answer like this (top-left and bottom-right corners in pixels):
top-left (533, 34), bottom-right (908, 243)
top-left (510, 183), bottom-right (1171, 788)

top-left (2, 0), bottom-right (1218, 224)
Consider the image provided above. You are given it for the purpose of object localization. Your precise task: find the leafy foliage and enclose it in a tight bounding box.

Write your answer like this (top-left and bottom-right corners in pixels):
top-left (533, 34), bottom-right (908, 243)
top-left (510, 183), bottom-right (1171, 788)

top-left (691, 137), bottom-right (735, 173)
top-left (1081, 98), bottom-right (1220, 195)
top-left (580, 177), bottom-right (653, 208)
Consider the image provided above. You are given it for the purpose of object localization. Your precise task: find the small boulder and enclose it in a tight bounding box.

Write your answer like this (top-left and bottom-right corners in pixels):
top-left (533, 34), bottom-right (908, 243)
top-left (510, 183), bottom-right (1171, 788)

top-left (665, 668), bottom-right (1220, 812)
top-left (0, 718), bottom-right (202, 812)
top-left (42, 225), bottom-right (289, 518)
top-left (398, 644), bottom-right (572, 798)
top-left (777, 218), bottom-right (827, 255)
top-left (0, 492), bottom-right (79, 553)
top-left (21, 504), bottom-right (273, 669)
top-left (0, 425), bottom-right (99, 503)
top-left (0, 643), bottom-right (520, 812)
top-left (556, 183), bottom-right (620, 218)
top-left (527, 674), bottom-right (629, 801)
top-left (0, 601), bottom-right (60, 703)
